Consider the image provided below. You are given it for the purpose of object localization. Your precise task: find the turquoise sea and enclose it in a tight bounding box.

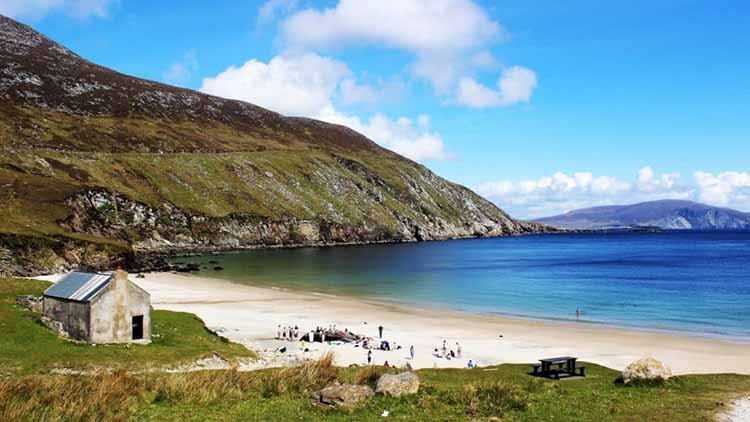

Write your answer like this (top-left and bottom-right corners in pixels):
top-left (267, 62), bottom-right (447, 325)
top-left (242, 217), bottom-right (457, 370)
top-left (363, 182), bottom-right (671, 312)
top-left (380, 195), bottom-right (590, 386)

top-left (179, 231), bottom-right (750, 340)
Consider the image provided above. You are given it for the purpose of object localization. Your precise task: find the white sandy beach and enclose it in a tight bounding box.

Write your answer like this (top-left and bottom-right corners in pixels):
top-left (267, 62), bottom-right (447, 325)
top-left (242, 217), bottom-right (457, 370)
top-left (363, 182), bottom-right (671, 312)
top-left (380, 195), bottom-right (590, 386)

top-left (37, 272), bottom-right (750, 375)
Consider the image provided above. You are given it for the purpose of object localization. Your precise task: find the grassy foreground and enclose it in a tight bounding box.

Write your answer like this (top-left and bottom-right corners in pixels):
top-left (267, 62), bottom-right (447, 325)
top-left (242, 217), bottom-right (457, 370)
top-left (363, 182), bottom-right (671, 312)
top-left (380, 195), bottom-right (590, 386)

top-left (0, 278), bottom-right (255, 375)
top-left (2, 358), bottom-right (748, 421)
top-left (2, 277), bottom-right (748, 421)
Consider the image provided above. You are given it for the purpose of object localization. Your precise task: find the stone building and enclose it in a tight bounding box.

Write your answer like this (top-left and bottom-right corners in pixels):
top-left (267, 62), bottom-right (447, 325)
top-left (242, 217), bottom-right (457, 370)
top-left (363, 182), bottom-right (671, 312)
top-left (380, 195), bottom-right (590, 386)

top-left (43, 270), bottom-right (151, 344)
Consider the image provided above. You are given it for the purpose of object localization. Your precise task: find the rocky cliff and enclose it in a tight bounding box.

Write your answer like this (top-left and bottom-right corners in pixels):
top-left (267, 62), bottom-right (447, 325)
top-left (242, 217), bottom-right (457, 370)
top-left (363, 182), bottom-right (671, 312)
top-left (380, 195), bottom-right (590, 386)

top-left (0, 15), bottom-right (549, 275)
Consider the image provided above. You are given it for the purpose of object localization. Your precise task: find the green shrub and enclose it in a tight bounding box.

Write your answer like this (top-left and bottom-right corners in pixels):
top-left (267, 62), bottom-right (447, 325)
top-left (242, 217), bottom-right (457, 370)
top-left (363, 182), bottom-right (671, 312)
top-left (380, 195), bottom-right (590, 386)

top-left (260, 352), bottom-right (338, 397)
top-left (457, 380), bottom-right (532, 417)
top-left (0, 371), bottom-right (142, 422)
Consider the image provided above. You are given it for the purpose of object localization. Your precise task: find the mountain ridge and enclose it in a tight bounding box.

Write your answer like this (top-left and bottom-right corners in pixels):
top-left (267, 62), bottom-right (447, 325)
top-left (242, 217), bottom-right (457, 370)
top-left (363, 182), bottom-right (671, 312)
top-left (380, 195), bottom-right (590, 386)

top-left (535, 199), bottom-right (750, 230)
top-left (0, 15), bottom-right (550, 276)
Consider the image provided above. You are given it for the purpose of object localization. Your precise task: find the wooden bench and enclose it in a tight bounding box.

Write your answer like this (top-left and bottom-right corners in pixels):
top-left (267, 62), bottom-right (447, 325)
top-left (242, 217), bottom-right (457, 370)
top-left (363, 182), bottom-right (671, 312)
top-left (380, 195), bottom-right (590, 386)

top-left (530, 357), bottom-right (586, 379)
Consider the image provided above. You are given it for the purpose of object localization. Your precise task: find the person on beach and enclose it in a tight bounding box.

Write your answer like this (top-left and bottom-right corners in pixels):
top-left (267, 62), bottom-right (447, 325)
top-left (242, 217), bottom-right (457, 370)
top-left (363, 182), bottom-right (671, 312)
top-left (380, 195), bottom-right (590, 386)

top-left (576, 307), bottom-right (581, 320)
top-left (410, 345), bottom-right (415, 360)
top-left (378, 325), bottom-right (383, 338)
top-left (467, 360), bottom-right (474, 368)
top-left (384, 361), bottom-right (390, 368)
top-left (367, 350), bottom-right (372, 365)
top-left (456, 342), bottom-right (462, 358)
top-left (277, 325), bottom-right (281, 339)
top-left (321, 332), bottom-right (326, 343)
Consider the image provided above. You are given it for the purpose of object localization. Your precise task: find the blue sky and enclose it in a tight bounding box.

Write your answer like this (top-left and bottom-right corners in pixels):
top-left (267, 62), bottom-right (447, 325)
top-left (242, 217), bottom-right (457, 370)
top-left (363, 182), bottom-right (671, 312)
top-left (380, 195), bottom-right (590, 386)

top-left (4, 0), bottom-right (750, 218)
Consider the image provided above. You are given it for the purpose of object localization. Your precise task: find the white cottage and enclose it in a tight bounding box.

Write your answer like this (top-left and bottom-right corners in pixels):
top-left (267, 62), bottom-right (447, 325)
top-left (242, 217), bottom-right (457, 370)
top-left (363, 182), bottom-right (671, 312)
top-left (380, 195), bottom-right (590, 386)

top-left (43, 270), bottom-right (151, 344)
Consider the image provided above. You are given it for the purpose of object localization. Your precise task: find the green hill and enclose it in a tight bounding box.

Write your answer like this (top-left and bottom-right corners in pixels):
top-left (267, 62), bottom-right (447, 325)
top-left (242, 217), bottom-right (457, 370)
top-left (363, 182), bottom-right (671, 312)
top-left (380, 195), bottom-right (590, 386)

top-left (0, 15), bottom-right (549, 275)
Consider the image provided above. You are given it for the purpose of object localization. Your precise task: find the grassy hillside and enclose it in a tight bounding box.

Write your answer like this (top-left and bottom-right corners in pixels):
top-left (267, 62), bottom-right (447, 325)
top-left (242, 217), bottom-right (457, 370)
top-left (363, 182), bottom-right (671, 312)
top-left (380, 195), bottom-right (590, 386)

top-left (0, 15), bottom-right (549, 275)
top-left (3, 357), bottom-right (748, 421)
top-left (0, 277), bottom-right (255, 375)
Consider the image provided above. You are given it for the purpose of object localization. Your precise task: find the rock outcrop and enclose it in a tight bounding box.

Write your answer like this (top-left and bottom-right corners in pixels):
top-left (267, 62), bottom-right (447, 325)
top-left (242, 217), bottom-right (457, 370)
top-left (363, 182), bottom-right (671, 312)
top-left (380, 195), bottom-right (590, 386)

top-left (718, 396), bottom-right (750, 422)
top-left (620, 358), bottom-right (672, 385)
top-left (375, 372), bottom-right (420, 397)
top-left (311, 383), bottom-right (374, 407)
top-left (41, 316), bottom-right (70, 339)
top-left (58, 189), bottom-right (546, 255)
top-left (15, 295), bottom-right (43, 313)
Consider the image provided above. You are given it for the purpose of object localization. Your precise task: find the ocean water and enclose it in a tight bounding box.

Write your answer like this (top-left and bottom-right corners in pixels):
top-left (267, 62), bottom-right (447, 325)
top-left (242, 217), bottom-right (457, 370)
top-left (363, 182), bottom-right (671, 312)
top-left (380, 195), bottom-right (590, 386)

top-left (179, 231), bottom-right (750, 340)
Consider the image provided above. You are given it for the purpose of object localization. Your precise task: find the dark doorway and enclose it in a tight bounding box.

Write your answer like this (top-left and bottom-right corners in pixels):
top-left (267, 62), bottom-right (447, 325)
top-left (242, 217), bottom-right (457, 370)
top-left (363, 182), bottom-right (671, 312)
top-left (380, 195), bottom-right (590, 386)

top-left (132, 315), bottom-right (144, 340)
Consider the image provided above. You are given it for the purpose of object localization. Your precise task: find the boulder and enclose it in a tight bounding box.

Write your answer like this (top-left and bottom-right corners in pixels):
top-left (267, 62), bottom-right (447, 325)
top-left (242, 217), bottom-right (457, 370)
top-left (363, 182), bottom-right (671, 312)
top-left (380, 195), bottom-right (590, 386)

top-left (376, 372), bottom-right (420, 397)
top-left (41, 316), bottom-right (70, 338)
top-left (16, 295), bottom-right (43, 313)
top-left (621, 357), bottom-right (672, 384)
top-left (312, 383), bottom-right (374, 407)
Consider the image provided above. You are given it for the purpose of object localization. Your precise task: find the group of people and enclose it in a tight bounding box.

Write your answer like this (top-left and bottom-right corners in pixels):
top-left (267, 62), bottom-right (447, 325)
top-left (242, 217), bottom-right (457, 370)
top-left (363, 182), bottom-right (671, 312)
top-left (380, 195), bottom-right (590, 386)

top-left (277, 323), bottom-right (357, 344)
top-left (276, 324), bottom-right (300, 341)
top-left (307, 325), bottom-right (336, 343)
top-left (432, 340), bottom-right (462, 360)
top-left (276, 322), bottom-right (473, 369)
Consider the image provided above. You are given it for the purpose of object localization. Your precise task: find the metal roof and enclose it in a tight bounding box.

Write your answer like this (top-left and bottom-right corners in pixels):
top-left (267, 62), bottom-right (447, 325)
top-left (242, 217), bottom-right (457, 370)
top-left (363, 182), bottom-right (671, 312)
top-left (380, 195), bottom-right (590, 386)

top-left (44, 272), bottom-right (113, 302)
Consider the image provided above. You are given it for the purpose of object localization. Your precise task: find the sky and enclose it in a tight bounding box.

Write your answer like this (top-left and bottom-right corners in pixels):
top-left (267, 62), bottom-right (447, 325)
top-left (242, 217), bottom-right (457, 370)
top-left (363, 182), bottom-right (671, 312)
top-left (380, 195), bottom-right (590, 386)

top-left (2, 0), bottom-right (750, 218)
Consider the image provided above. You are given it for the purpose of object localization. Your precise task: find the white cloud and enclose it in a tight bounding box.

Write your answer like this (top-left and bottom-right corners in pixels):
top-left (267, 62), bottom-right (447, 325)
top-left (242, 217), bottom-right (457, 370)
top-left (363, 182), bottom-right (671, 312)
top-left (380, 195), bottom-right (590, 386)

top-left (317, 106), bottom-right (449, 162)
top-left (411, 53), bottom-right (463, 94)
top-left (470, 50), bottom-right (501, 70)
top-left (338, 77), bottom-right (405, 105)
top-left (339, 79), bottom-right (379, 105)
top-left (475, 167), bottom-right (702, 219)
top-left (281, 0), bottom-right (501, 53)
top-left (278, 0), bottom-right (535, 105)
top-left (162, 51), bottom-right (198, 87)
top-left (694, 171), bottom-right (750, 206)
top-left (637, 166), bottom-right (680, 192)
top-left (478, 167), bottom-right (750, 219)
top-left (0, 0), bottom-right (117, 20)
top-left (456, 66), bottom-right (537, 107)
top-left (201, 53), bottom-right (350, 117)
top-left (200, 53), bottom-right (449, 162)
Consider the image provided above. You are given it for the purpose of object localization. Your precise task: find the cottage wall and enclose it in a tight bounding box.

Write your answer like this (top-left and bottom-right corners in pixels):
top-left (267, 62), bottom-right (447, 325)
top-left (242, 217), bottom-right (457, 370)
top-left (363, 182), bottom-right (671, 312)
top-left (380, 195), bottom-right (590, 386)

top-left (43, 297), bottom-right (90, 341)
top-left (89, 270), bottom-right (151, 344)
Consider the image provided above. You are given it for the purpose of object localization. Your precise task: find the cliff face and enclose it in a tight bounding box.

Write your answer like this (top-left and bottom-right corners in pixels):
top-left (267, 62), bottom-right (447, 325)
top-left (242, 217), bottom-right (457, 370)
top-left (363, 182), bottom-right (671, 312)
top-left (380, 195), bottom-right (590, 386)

top-left (0, 15), bottom-right (549, 275)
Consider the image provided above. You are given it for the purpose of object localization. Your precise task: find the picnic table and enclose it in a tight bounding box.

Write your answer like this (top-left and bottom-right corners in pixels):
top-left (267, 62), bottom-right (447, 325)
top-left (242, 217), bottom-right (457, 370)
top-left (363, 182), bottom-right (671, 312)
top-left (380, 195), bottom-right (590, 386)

top-left (531, 356), bottom-right (585, 379)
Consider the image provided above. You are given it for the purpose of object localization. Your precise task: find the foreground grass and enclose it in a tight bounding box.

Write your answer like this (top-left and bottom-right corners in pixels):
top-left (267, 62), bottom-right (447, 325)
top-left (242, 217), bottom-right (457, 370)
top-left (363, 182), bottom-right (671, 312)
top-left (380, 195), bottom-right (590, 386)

top-left (0, 278), bottom-right (255, 375)
top-left (2, 360), bottom-right (748, 421)
top-left (136, 365), bottom-right (750, 421)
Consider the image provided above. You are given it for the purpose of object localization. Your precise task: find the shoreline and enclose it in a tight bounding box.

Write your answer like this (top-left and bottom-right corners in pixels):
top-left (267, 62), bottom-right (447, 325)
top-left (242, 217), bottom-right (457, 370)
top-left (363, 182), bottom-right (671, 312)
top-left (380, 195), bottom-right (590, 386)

top-left (206, 274), bottom-right (750, 346)
top-left (113, 272), bottom-right (750, 375)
